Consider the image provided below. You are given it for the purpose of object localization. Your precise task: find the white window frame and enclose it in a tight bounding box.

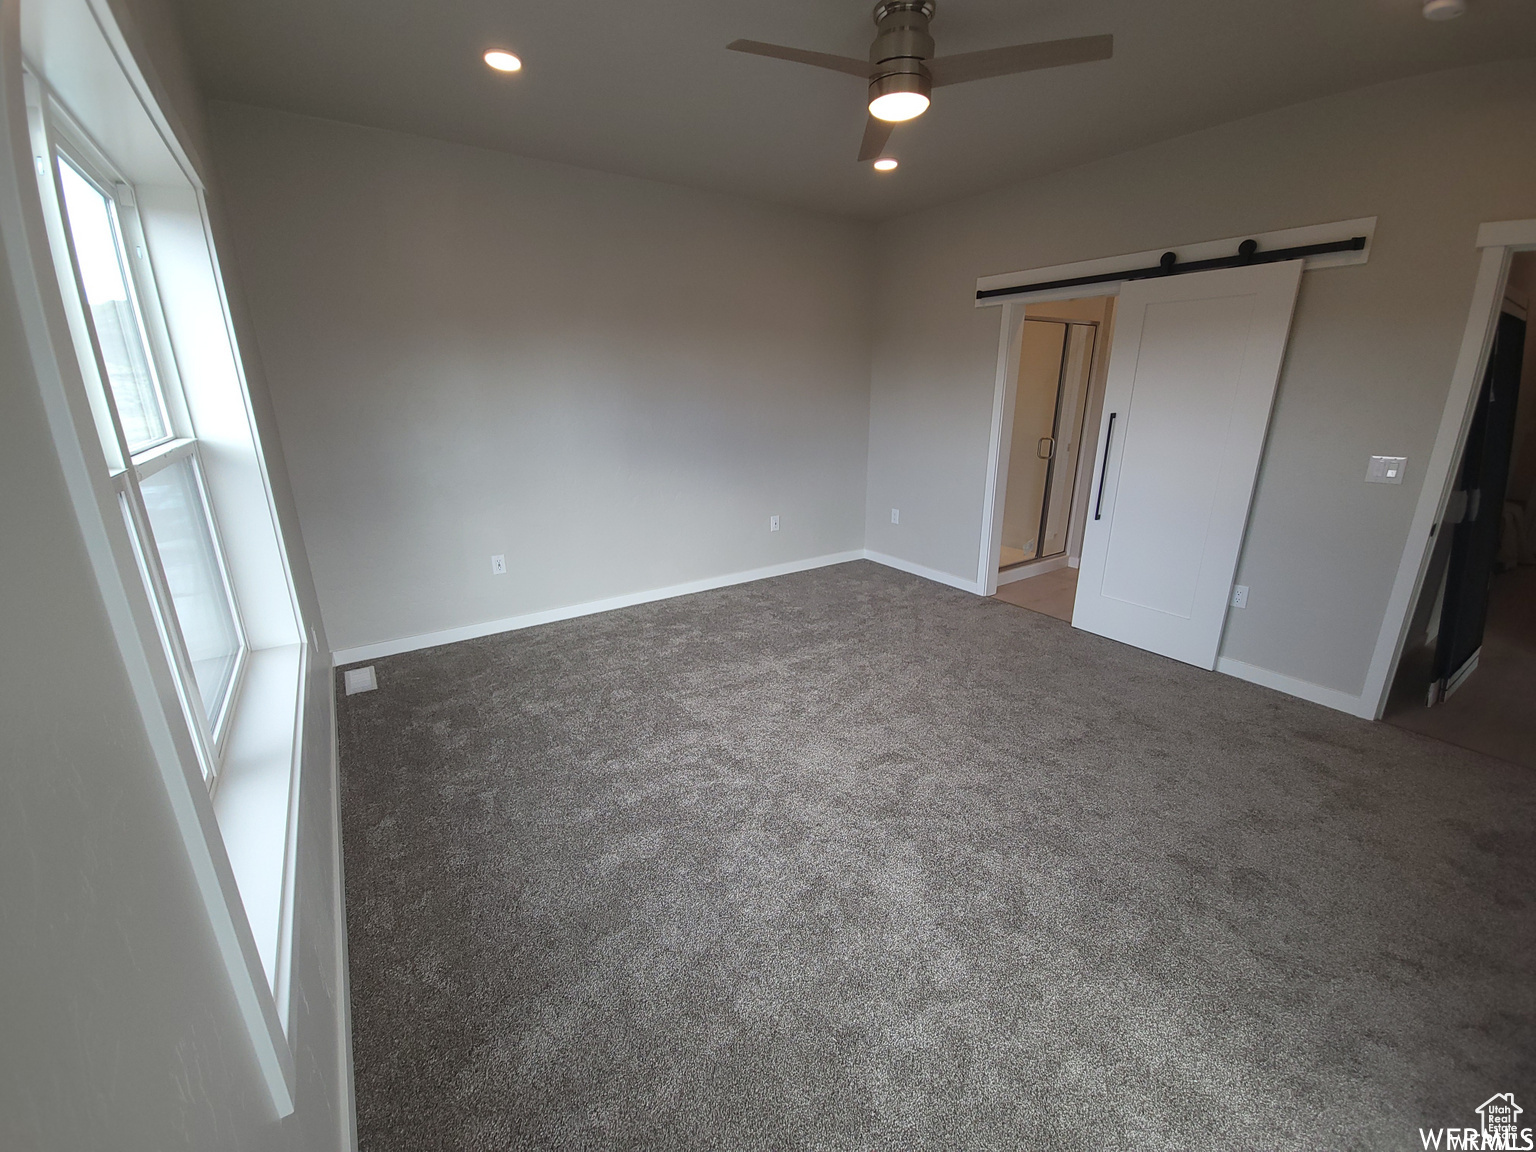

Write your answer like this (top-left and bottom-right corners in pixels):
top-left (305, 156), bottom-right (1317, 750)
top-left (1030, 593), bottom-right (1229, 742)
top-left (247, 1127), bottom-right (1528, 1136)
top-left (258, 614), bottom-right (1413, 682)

top-left (13, 0), bottom-right (326, 1117)
top-left (44, 104), bottom-right (250, 780)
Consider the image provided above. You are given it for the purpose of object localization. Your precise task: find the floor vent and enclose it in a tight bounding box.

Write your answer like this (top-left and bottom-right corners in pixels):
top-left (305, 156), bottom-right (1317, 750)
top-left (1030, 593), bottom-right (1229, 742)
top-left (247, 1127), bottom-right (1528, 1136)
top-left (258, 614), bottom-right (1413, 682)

top-left (344, 665), bottom-right (378, 695)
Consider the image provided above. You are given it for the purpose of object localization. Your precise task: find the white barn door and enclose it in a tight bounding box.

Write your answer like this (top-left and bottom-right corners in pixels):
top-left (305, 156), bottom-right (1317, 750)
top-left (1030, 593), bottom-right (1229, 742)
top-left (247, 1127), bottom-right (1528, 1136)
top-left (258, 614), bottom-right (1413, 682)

top-left (1072, 260), bottom-right (1303, 668)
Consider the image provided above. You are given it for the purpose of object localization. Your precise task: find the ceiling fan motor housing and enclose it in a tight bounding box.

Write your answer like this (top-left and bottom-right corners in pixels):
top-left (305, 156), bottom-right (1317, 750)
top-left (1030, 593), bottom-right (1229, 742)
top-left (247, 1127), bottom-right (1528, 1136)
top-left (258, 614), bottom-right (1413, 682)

top-left (869, 1), bottom-right (935, 107)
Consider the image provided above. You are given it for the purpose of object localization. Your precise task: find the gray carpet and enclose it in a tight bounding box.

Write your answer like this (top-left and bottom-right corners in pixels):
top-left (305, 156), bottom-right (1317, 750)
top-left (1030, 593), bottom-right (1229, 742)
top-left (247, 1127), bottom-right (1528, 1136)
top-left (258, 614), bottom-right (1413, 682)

top-left (337, 561), bottom-right (1535, 1151)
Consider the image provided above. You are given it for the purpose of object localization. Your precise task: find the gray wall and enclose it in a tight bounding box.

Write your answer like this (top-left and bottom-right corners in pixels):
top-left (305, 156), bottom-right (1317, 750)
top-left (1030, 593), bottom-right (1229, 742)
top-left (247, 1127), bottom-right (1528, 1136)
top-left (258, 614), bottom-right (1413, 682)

top-left (0, 0), bottom-right (349, 1147)
top-left (207, 103), bottom-right (876, 656)
top-left (863, 60), bottom-right (1536, 698)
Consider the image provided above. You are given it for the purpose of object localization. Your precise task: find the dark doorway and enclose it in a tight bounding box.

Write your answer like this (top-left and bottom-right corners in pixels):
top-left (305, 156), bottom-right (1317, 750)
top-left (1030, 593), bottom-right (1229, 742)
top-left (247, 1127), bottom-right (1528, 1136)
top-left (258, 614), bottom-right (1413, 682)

top-left (1386, 252), bottom-right (1536, 770)
top-left (1433, 309), bottom-right (1527, 695)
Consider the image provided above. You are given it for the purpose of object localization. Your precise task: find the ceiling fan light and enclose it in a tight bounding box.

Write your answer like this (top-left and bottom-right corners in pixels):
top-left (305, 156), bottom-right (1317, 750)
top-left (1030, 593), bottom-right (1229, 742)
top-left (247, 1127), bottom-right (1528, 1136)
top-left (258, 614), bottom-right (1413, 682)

top-left (868, 69), bottom-right (931, 122)
top-left (484, 49), bottom-right (522, 72)
top-left (869, 91), bottom-right (929, 121)
top-left (1422, 0), bottom-right (1466, 17)
top-left (873, 157), bottom-right (898, 171)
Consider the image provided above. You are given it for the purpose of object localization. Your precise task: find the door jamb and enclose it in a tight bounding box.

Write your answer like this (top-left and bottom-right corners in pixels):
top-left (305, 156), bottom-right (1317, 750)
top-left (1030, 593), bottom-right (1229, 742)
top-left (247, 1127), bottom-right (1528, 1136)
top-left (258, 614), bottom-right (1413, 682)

top-left (978, 300), bottom-right (1026, 595)
top-left (1362, 220), bottom-right (1536, 719)
top-left (978, 304), bottom-right (1111, 594)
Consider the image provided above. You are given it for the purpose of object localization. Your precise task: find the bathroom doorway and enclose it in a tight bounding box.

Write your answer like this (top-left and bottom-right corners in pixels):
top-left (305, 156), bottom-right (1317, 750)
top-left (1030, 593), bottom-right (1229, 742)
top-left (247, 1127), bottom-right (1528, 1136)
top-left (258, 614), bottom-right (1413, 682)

top-left (989, 295), bottom-right (1116, 621)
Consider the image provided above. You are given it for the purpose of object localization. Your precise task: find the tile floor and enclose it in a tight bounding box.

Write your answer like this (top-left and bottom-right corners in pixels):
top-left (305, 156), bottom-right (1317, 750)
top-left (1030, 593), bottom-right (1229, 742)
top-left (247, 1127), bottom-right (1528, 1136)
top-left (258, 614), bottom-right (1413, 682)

top-left (994, 565), bottom-right (1078, 623)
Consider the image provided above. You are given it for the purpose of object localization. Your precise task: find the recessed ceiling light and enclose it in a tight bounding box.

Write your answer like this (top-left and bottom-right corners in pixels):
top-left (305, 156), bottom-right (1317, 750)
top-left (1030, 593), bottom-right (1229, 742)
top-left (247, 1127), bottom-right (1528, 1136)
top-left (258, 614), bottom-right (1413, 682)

top-left (484, 49), bottom-right (522, 72)
top-left (1423, 0), bottom-right (1466, 18)
top-left (873, 157), bottom-right (898, 172)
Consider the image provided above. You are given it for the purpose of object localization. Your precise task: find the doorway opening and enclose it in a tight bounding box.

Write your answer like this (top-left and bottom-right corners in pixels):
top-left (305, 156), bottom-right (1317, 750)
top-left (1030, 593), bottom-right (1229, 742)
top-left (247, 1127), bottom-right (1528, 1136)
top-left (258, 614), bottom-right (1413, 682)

top-left (976, 220), bottom-right (1369, 698)
top-left (991, 294), bottom-right (1115, 623)
top-left (1383, 251), bottom-right (1536, 768)
top-left (981, 254), bottom-right (1308, 669)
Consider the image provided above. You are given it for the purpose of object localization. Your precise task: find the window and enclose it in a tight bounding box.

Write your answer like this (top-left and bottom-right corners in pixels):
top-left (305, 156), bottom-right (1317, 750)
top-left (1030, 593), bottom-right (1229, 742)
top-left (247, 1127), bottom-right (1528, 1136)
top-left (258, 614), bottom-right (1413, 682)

top-left (51, 130), bottom-right (247, 777)
top-left (22, 6), bottom-right (314, 1109)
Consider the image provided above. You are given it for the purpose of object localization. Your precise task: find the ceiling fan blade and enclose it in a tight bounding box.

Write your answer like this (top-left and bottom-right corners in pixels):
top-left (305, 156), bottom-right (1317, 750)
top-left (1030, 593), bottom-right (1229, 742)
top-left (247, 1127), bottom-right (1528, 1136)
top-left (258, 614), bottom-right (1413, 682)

top-left (928, 34), bottom-right (1113, 88)
top-left (726, 40), bottom-right (869, 79)
top-left (857, 115), bottom-right (895, 163)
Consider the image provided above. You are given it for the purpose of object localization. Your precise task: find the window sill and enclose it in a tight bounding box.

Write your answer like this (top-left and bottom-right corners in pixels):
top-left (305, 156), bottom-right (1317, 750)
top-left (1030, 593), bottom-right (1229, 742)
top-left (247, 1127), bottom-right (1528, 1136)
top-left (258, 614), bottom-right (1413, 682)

top-left (210, 642), bottom-right (305, 1031)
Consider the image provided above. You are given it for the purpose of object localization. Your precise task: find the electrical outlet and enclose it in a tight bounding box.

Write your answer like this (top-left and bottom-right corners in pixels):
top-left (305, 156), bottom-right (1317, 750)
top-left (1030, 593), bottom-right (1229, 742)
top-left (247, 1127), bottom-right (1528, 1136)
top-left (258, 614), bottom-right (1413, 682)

top-left (343, 666), bottom-right (377, 695)
top-left (491, 554), bottom-right (506, 575)
top-left (1366, 455), bottom-right (1407, 484)
top-left (770, 515), bottom-right (779, 532)
top-left (1231, 584), bottom-right (1249, 609)
top-left (891, 508), bottom-right (900, 524)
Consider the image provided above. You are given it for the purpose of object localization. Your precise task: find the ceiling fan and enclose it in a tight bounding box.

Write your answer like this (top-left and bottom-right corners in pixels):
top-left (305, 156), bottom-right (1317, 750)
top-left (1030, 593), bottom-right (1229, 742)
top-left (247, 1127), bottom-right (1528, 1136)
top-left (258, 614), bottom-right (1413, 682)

top-left (728, 1), bottom-right (1113, 164)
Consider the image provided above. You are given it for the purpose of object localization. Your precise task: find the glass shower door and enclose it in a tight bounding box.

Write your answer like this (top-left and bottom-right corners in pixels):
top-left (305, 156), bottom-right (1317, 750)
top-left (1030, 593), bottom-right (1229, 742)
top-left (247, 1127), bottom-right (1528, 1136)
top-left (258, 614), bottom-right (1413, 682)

top-left (1000, 319), bottom-right (1097, 569)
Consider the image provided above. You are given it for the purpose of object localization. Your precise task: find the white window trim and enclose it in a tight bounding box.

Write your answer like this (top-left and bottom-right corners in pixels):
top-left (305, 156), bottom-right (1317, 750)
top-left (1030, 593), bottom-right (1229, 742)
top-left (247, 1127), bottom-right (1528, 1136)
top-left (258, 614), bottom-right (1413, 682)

top-left (48, 112), bottom-right (253, 763)
top-left (123, 433), bottom-right (194, 478)
top-left (11, 18), bottom-right (309, 1114)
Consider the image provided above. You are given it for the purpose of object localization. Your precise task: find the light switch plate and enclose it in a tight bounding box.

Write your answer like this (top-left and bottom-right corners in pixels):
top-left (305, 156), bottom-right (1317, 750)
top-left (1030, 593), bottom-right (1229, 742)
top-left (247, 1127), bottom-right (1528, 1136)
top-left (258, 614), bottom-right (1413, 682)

top-left (343, 666), bottom-right (377, 695)
top-left (1366, 455), bottom-right (1407, 484)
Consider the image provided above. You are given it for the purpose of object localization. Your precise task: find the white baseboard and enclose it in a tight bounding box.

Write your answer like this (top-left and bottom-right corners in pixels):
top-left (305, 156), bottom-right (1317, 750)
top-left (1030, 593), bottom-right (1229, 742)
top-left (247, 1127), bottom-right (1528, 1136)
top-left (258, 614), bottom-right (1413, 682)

top-left (333, 553), bottom-right (1377, 726)
top-left (331, 550), bottom-right (865, 665)
top-left (331, 553), bottom-right (1378, 725)
top-left (333, 547), bottom-right (1002, 666)
top-left (324, 696), bottom-right (359, 1152)
top-left (996, 554), bottom-right (1069, 587)
top-left (861, 550), bottom-right (985, 594)
top-left (1444, 648), bottom-right (1480, 699)
top-left (1215, 657), bottom-right (1375, 719)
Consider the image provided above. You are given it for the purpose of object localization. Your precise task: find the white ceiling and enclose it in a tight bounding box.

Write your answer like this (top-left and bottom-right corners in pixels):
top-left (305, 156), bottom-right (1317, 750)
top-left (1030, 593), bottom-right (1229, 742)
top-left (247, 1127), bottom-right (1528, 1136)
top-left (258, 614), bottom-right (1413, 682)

top-left (167, 0), bottom-right (1536, 219)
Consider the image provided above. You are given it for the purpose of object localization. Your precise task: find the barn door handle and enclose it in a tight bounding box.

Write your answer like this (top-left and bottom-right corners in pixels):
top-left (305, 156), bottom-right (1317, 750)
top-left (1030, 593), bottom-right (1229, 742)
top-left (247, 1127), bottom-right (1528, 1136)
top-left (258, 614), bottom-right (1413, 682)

top-left (1037, 437), bottom-right (1055, 459)
top-left (1094, 412), bottom-right (1117, 521)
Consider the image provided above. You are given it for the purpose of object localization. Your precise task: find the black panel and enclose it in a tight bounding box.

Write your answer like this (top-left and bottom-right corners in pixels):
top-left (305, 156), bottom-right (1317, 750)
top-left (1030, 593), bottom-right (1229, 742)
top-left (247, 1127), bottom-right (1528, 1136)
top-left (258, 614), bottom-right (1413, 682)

top-left (1434, 310), bottom-right (1527, 686)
